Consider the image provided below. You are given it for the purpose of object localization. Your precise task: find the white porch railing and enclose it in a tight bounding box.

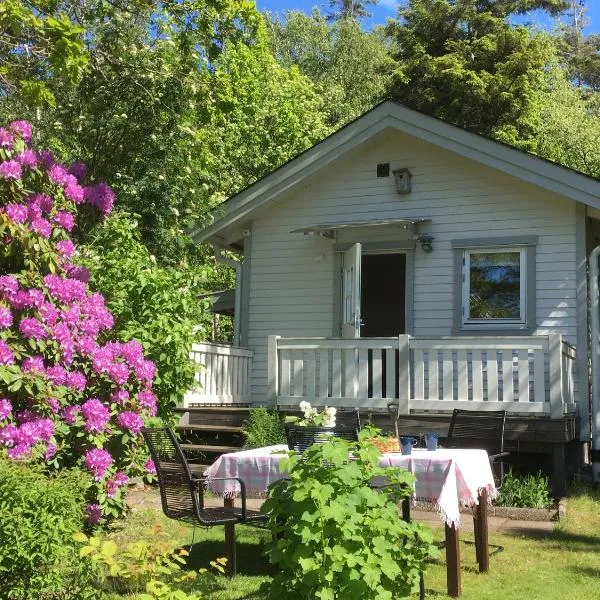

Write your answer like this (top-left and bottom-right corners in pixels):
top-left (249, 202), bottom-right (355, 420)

top-left (267, 334), bottom-right (577, 417)
top-left (184, 343), bottom-right (253, 406)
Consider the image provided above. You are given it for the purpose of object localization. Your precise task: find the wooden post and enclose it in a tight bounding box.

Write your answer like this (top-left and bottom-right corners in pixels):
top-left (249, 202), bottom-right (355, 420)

top-left (474, 488), bottom-right (490, 573)
top-left (445, 523), bottom-right (461, 597)
top-left (267, 335), bottom-right (280, 407)
top-left (548, 333), bottom-right (564, 419)
top-left (224, 497), bottom-right (237, 577)
top-left (397, 335), bottom-right (411, 415)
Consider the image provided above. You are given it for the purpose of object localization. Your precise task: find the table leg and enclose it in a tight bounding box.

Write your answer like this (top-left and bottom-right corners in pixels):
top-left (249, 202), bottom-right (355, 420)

top-left (224, 497), bottom-right (237, 577)
top-left (445, 523), bottom-right (461, 597)
top-left (475, 488), bottom-right (490, 573)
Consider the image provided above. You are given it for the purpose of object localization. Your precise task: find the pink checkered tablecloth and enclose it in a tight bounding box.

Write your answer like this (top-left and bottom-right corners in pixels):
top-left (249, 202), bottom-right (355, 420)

top-left (203, 445), bottom-right (497, 527)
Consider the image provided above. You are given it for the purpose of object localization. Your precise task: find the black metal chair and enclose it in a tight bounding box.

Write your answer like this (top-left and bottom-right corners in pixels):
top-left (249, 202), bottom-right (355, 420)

top-left (446, 409), bottom-right (509, 487)
top-left (335, 407), bottom-right (362, 432)
top-left (142, 427), bottom-right (267, 576)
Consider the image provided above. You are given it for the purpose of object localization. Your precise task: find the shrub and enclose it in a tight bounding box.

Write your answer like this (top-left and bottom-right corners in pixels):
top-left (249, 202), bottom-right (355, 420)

top-left (0, 457), bottom-right (99, 599)
top-left (496, 469), bottom-right (553, 508)
top-left (0, 120), bottom-right (159, 522)
top-left (242, 407), bottom-right (286, 448)
top-left (263, 433), bottom-right (439, 599)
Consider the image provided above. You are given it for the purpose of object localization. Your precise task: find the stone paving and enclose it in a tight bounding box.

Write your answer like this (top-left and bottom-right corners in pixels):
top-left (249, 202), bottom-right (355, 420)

top-left (126, 487), bottom-right (555, 535)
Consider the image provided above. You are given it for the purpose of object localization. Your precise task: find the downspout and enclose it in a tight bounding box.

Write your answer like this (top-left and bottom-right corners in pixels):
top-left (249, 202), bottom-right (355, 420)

top-left (589, 245), bottom-right (600, 482)
top-left (214, 244), bottom-right (242, 348)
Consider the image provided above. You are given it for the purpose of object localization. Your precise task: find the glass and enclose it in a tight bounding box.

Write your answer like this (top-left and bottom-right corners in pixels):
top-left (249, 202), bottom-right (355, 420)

top-left (468, 251), bottom-right (521, 320)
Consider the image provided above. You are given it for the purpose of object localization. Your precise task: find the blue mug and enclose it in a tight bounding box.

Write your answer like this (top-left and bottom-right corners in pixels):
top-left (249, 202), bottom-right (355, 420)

top-left (399, 436), bottom-right (417, 455)
top-left (424, 432), bottom-right (439, 451)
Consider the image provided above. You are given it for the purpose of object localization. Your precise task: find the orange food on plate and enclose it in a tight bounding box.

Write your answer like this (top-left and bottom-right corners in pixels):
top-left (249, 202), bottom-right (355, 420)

top-left (371, 437), bottom-right (399, 453)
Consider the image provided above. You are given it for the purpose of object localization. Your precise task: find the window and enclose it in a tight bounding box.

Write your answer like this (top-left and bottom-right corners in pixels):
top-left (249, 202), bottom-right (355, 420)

top-left (462, 248), bottom-right (526, 326)
top-left (452, 236), bottom-right (537, 334)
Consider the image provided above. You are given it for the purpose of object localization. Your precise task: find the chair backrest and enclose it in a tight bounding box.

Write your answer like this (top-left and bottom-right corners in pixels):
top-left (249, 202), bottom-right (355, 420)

top-left (335, 408), bottom-right (361, 432)
top-left (285, 424), bottom-right (358, 453)
top-left (447, 409), bottom-right (506, 455)
top-left (142, 427), bottom-right (200, 521)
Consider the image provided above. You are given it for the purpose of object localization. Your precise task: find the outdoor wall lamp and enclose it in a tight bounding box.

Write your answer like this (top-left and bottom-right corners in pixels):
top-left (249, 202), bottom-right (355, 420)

top-left (418, 234), bottom-right (434, 253)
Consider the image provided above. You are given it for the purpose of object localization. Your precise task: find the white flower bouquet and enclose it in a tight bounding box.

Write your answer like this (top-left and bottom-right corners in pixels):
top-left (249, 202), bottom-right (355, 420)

top-left (295, 401), bottom-right (336, 428)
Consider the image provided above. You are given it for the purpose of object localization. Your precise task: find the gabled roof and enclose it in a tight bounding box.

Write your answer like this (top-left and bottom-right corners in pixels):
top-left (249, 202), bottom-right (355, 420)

top-left (191, 100), bottom-right (600, 244)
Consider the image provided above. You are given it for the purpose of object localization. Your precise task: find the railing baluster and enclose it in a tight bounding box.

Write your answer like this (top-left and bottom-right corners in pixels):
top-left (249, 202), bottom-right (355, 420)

top-left (487, 351), bottom-right (499, 403)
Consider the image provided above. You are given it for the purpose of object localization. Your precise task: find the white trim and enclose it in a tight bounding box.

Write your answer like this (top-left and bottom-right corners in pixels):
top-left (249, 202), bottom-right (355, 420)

top-left (191, 101), bottom-right (600, 243)
top-left (462, 247), bottom-right (526, 328)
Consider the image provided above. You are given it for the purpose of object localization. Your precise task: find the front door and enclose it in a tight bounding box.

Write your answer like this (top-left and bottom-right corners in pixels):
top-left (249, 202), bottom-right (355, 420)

top-left (360, 253), bottom-right (406, 337)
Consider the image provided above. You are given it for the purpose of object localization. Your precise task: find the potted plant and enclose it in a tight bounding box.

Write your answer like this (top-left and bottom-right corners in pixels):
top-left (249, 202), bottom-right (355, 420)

top-left (285, 402), bottom-right (356, 452)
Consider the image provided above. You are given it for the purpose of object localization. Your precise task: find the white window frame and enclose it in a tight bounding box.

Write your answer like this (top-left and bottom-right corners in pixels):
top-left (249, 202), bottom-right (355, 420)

top-left (462, 247), bottom-right (527, 328)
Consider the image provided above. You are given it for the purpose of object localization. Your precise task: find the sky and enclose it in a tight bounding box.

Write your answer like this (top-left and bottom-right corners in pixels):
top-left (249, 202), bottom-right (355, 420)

top-left (256, 1), bottom-right (600, 34)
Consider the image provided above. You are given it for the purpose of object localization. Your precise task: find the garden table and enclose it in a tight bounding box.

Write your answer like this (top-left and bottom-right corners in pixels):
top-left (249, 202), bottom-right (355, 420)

top-left (204, 445), bottom-right (497, 597)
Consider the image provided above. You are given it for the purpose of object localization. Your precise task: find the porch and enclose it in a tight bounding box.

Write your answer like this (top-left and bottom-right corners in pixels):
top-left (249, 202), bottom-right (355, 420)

top-left (184, 334), bottom-right (580, 494)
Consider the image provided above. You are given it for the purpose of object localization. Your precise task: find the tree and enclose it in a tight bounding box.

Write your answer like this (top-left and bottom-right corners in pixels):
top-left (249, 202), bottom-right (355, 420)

top-left (386, 0), bottom-right (570, 150)
top-left (536, 69), bottom-right (600, 178)
top-left (0, 0), bottom-right (88, 107)
top-left (266, 10), bottom-right (394, 128)
top-left (557, 1), bottom-right (600, 90)
top-left (326, 0), bottom-right (380, 21)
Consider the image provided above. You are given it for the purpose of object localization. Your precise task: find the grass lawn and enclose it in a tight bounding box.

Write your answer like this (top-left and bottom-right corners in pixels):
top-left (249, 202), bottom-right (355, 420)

top-left (107, 485), bottom-right (600, 599)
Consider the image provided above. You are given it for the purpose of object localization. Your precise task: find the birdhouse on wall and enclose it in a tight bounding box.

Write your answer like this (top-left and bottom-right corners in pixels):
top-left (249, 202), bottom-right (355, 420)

top-left (393, 168), bottom-right (411, 195)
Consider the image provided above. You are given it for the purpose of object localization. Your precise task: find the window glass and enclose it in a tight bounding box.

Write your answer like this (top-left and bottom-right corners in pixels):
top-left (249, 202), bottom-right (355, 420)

top-left (467, 251), bottom-right (523, 321)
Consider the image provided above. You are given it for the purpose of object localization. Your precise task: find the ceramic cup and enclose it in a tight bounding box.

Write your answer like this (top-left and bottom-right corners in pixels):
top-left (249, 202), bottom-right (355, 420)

top-left (399, 436), bottom-right (417, 455)
top-left (424, 432), bottom-right (439, 451)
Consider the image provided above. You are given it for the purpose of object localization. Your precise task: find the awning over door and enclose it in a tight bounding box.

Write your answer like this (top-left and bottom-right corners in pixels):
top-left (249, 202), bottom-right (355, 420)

top-left (290, 217), bottom-right (431, 238)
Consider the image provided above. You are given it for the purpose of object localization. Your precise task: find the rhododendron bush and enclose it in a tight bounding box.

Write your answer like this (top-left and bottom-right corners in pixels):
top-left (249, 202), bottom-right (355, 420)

top-left (0, 121), bottom-right (157, 523)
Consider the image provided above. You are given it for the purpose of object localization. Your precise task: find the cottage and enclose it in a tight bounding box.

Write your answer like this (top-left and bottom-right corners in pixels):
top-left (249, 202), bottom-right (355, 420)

top-left (189, 101), bottom-right (600, 492)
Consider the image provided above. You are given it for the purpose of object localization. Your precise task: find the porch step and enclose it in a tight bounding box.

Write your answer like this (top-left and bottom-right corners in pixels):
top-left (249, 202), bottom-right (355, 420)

top-left (175, 424), bottom-right (244, 433)
top-left (174, 405), bottom-right (250, 414)
top-left (181, 443), bottom-right (242, 454)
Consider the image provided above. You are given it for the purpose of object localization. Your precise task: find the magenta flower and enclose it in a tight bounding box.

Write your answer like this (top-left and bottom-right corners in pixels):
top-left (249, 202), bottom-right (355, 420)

top-left (111, 389), bottom-right (129, 405)
top-left (37, 150), bottom-right (55, 169)
top-left (31, 217), bottom-right (52, 238)
top-left (108, 362), bottom-right (129, 385)
top-left (84, 447), bottom-right (113, 481)
top-left (19, 317), bottom-right (46, 340)
top-left (16, 150), bottom-right (37, 169)
top-left (0, 307), bottom-right (12, 328)
top-left (39, 302), bottom-right (59, 326)
top-left (114, 471), bottom-right (129, 487)
top-left (0, 128), bottom-right (14, 148)
top-left (81, 398), bottom-right (110, 433)
top-left (0, 276), bottom-right (18, 297)
top-left (66, 265), bottom-right (90, 283)
top-left (46, 365), bottom-right (67, 385)
top-left (56, 239), bottom-right (76, 258)
top-left (45, 444), bottom-right (57, 460)
top-left (10, 120), bottom-right (32, 143)
top-left (47, 398), bottom-right (59, 413)
top-left (48, 164), bottom-right (70, 186)
top-left (116, 411), bottom-right (144, 434)
top-left (61, 405), bottom-right (80, 425)
top-left (138, 391), bottom-right (157, 416)
top-left (136, 360), bottom-right (156, 383)
top-left (22, 356), bottom-right (45, 373)
top-left (0, 424), bottom-right (17, 447)
top-left (106, 479), bottom-right (118, 498)
top-left (43, 274), bottom-right (86, 303)
top-left (0, 160), bottom-right (22, 180)
top-left (64, 182), bottom-right (84, 203)
top-left (144, 458), bottom-right (156, 475)
top-left (0, 340), bottom-right (15, 365)
top-left (53, 210), bottom-right (75, 232)
top-left (66, 370), bottom-right (87, 391)
top-left (5, 203), bottom-right (28, 224)
top-left (30, 193), bottom-right (53, 214)
top-left (8, 444), bottom-right (31, 459)
top-left (0, 398), bottom-right (12, 420)
top-left (86, 503), bottom-right (102, 525)
top-left (68, 162), bottom-right (87, 180)
top-left (84, 183), bottom-right (115, 215)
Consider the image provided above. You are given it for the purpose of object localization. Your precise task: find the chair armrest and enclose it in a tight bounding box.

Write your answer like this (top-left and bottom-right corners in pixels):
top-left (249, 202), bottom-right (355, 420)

top-left (195, 476), bottom-right (248, 520)
top-left (488, 452), bottom-right (510, 462)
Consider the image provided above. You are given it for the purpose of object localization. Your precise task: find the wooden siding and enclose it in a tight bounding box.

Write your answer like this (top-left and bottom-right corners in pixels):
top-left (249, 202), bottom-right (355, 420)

top-left (246, 129), bottom-right (578, 403)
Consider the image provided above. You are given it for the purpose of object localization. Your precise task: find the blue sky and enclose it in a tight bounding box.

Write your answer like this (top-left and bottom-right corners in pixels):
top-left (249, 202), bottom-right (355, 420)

top-left (256, 1), bottom-right (600, 34)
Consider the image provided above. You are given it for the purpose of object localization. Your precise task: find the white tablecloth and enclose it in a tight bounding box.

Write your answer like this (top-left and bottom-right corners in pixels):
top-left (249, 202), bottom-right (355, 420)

top-left (204, 445), bottom-right (497, 526)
